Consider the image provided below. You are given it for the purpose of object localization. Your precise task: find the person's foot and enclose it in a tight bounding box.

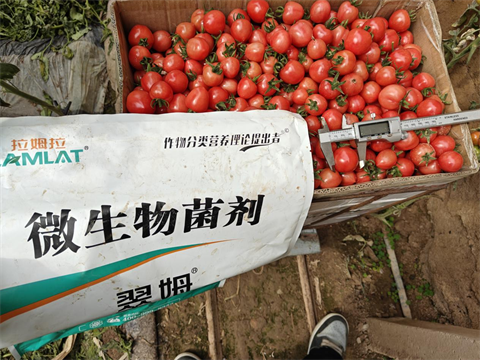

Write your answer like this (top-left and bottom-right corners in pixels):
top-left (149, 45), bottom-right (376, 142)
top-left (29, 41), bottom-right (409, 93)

top-left (308, 313), bottom-right (349, 357)
top-left (173, 352), bottom-right (201, 360)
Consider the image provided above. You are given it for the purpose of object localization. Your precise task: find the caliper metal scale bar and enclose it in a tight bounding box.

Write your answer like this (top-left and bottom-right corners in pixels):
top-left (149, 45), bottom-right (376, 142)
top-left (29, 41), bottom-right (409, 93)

top-left (318, 109), bottom-right (480, 171)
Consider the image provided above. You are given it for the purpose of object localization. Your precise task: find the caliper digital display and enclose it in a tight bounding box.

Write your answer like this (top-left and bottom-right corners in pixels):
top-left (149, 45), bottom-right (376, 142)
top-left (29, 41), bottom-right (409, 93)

top-left (358, 121), bottom-right (390, 138)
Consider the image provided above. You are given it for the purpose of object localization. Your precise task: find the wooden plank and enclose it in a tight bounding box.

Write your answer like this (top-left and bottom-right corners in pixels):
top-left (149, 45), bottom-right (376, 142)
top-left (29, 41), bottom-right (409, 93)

top-left (205, 289), bottom-right (223, 360)
top-left (297, 255), bottom-right (317, 333)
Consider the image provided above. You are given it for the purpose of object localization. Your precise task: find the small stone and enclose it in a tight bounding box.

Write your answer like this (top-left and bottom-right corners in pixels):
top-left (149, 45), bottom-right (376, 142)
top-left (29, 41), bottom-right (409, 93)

top-left (276, 288), bottom-right (283, 295)
top-left (356, 337), bottom-right (362, 344)
top-left (362, 323), bottom-right (369, 331)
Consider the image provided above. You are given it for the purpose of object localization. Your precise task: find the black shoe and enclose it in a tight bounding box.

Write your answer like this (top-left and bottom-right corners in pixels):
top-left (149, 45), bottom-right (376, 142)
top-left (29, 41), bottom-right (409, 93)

top-left (174, 352), bottom-right (201, 360)
top-left (308, 313), bottom-right (349, 358)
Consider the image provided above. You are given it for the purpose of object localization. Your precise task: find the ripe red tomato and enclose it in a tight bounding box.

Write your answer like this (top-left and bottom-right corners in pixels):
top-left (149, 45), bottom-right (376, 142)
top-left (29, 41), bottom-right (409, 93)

top-left (220, 57), bottom-right (240, 79)
top-left (269, 28), bottom-right (292, 54)
top-left (257, 74), bottom-right (280, 96)
top-left (322, 108), bottom-right (343, 130)
top-left (168, 93), bottom-right (188, 113)
top-left (237, 77), bottom-right (257, 99)
top-left (334, 147), bottom-right (359, 173)
top-left (331, 25), bottom-right (349, 48)
top-left (431, 135), bottom-right (456, 156)
top-left (245, 42), bottom-right (266, 62)
top-left (175, 22), bottom-right (196, 41)
top-left (358, 43), bottom-right (381, 64)
top-left (203, 10), bottom-right (226, 35)
top-left (412, 72), bottom-right (436, 92)
top-left (128, 25), bottom-right (154, 49)
top-left (400, 110), bottom-right (417, 120)
top-left (290, 20), bottom-right (314, 48)
top-left (310, 0), bottom-right (331, 23)
top-left (293, 88), bottom-right (310, 105)
top-left (337, 1), bottom-right (359, 24)
top-left (329, 96), bottom-right (348, 113)
top-left (416, 98), bottom-right (443, 117)
top-left (186, 38), bottom-right (210, 61)
top-left (353, 60), bottom-right (369, 82)
top-left (134, 70), bottom-right (146, 83)
top-left (230, 97), bottom-right (249, 111)
top-left (149, 81), bottom-right (174, 103)
top-left (417, 127), bottom-right (438, 143)
top-left (378, 29), bottom-right (400, 52)
top-left (376, 66), bottom-right (397, 87)
top-left (418, 159), bottom-right (442, 175)
top-left (400, 30), bottom-right (414, 45)
top-left (141, 72), bottom-right (162, 92)
top-left (126, 90), bottom-right (154, 114)
top-left (129, 46), bottom-right (151, 70)
top-left (282, 1), bottom-right (304, 24)
top-left (309, 59), bottom-right (331, 83)
top-left (185, 87), bottom-right (209, 112)
top-left (191, 9), bottom-right (205, 32)
top-left (250, 29), bottom-right (268, 46)
top-left (332, 50), bottom-right (356, 75)
top-left (164, 70), bottom-right (188, 94)
top-left (341, 73), bottom-right (364, 96)
top-left (395, 158), bottom-right (415, 177)
top-left (313, 24), bottom-right (333, 44)
top-left (247, 0), bottom-right (269, 23)
top-left (307, 39), bottom-right (327, 60)
top-left (370, 140), bottom-right (392, 152)
top-left (280, 60), bottom-right (305, 84)
top-left (305, 115), bottom-right (321, 134)
top-left (305, 94), bottom-right (328, 116)
top-left (318, 168), bottom-right (342, 189)
top-left (364, 18), bottom-right (386, 43)
top-left (152, 30), bottom-right (171, 53)
top-left (341, 172), bottom-right (357, 186)
top-left (361, 81), bottom-right (381, 104)
top-left (345, 113), bottom-right (360, 126)
top-left (378, 84), bottom-right (407, 110)
top-left (438, 151), bottom-right (463, 172)
top-left (376, 149), bottom-right (398, 170)
top-left (394, 131), bottom-right (419, 151)
top-left (403, 88), bottom-right (423, 110)
top-left (189, 75), bottom-right (210, 91)
top-left (220, 78), bottom-right (238, 95)
top-left (356, 170), bottom-right (371, 183)
top-left (163, 54), bottom-right (185, 72)
top-left (270, 96), bottom-right (291, 110)
top-left (389, 9), bottom-right (411, 33)
top-left (231, 19), bottom-right (253, 42)
top-left (410, 143), bottom-right (436, 167)
top-left (227, 8), bottom-right (250, 26)
top-left (347, 95), bottom-right (365, 113)
top-left (437, 125), bottom-right (452, 136)
top-left (203, 63), bottom-right (224, 87)
top-left (345, 28), bottom-right (372, 56)
top-left (208, 87), bottom-right (229, 110)
top-left (390, 48), bottom-right (413, 72)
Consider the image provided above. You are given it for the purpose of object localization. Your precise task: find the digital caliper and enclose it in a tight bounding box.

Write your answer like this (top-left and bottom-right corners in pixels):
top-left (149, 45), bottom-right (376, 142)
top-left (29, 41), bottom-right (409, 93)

top-left (318, 109), bottom-right (480, 171)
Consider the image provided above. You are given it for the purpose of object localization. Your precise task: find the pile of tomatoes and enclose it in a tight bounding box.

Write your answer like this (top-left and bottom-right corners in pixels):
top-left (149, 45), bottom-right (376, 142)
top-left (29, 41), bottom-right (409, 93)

top-left (126, 0), bottom-right (465, 189)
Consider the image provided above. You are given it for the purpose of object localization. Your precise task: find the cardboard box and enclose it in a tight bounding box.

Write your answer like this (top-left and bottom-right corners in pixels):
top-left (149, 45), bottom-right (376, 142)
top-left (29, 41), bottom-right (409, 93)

top-left (105, 0), bottom-right (479, 227)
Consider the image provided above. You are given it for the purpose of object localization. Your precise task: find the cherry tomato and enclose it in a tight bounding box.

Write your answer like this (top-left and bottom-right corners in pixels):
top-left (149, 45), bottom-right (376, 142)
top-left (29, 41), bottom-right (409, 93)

top-left (376, 149), bottom-right (398, 170)
top-left (227, 8), bottom-right (250, 26)
top-left (168, 93), bottom-right (188, 113)
top-left (305, 115), bottom-right (321, 134)
top-left (129, 25), bottom-right (154, 49)
top-left (186, 38), bottom-right (210, 61)
top-left (164, 70), bottom-right (188, 94)
top-left (191, 9), bottom-right (205, 32)
top-left (203, 10), bottom-right (226, 35)
top-left (309, 59), bottom-right (331, 83)
top-left (149, 80), bottom-right (174, 103)
top-left (305, 94), bottom-right (328, 116)
top-left (416, 98), bottom-right (443, 117)
top-left (185, 87), bottom-right (209, 112)
top-left (418, 159), bottom-right (442, 175)
top-left (370, 140), bottom-right (392, 152)
top-left (345, 113), bottom-right (359, 125)
top-left (403, 88), bottom-right (423, 110)
top-left (231, 19), bottom-right (253, 42)
top-left (256, 74), bottom-right (279, 96)
top-left (438, 151), bottom-right (463, 172)
top-left (431, 135), bottom-right (456, 156)
top-left (389, 9), bottom-right (411, 33)
top-left (290, 20), bottom-right (314, 48)
top-left (438, 125), bottom-right (452, 136)
top-left (390, 48), bottom-right (413, 72)
top-left (237, 77), bottom-right (257, 99)
top-left (341, 73), bottom-right (364, 96)
top-left (412, 72), bottom-right (436, 92)
top-left (394, 131), bottom-right (419, 151)
top-left (330, 96), bottom-right (349, 113)
top-left (358, 43), bottom-right (381, 64)
top-left (126, 90), bottom-right (154, 114)
top-left (153, 30), bottom-right (172, 52)
top-left (313, 154), bottom-right (327, 171)
top-left (395, 158), bottom-right (415, 177)
top-left (361, 81), bottom-right (381, 104)
top-left (203, 63), bottom-right (224, 87)
top-left (356, 169), bottom-right (371, 183)
top-left (364, 17), bottom-right (386, 43)
top-left (317, 168), bottom-right (342, 189)
top-left (221, 57), bottom-right (240, 79)
top-left (269, 96), bottom-right (291, 110)
top-left (341, 172), bottom-right (357, 186)
top-left (244, 61), bottom-right (262, 78)
top-left (313, 24), bottom-right (333, 44)
top-left (331, 25), bottom-right (349, 48)
top-left (307, 39), bottom-right (327, 60)
top-left (269, 28), bottom-right (292, 54)
top-left (208, 87), bottom-right (229, 110)
top-left (376, 66), bottom-right (397, 87)
top-left (369, 62), bottom-right (383, 81)
top-left (220, 78), bottom-right (238, 95)
top-left (280, 60), bottom-right (305, 84)
top-left (400, 110), bottom-right (417, 120)
top-left (140, 72), bottom-right (162, 92)
top-left (345, 28), bottom-right (372, 56)
top-left (134, 70), bottom-right (146, 83)
top-left (163, 54), bottom-right (184, 72)
top-left (247, 0), bottom-right (270, 23)
top-left (378, 29), bottom-right (400, 53)
top-left (416, 127), bottom-right (438, 143)
top-left (400, 30), bottom-right (414, 45)
top-left (471, 131), bottom-right (480, 146)
top-left (310, 0), bottom-right (331, 23)
top-left (319, 76), bottom-right (342, 100)
top-left (378, 84), bottom-right (407, 110)
top-left (322, 108), bottom-right (343, 130)
top-left (410, 143), bottom-right (436, 167)
top-left (189, 75), bottom-right (210, 91)
top-left (347, 95), bottom-right (365, 113)
top-left (245, 42), bottom-right (266, 62)
top-left (129, 46), bottom-right (151, 70)
top-left (283, 1), bottom-right (304, 24)
top-left (230, 97), bottom-right (249, 111)
top-left (250, 29), bottom-right (268, 46)
top-left (332, 50), bottom-right (356, 75)
top-left (337, 1), bottom-right (359, 24)
top-left (175, 22), bottom-right (196, 41)
top-left (353, 60), bottom-right (369, 82)
top-left (334, 147), bottom-right (359, 173)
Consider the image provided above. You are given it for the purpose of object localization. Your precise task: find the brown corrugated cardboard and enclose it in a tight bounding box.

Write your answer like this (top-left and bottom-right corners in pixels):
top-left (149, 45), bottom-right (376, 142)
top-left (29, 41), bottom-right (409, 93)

top-left (105, 0), bottom-right (479, 226)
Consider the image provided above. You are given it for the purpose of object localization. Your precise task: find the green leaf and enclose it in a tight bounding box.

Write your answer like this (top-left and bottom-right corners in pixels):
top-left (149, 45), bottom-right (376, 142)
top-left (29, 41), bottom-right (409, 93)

top-left (70, 7), bottom-right (84, 22)
top-left (0, 63), bottom-right (20, 81)
top-left (71, 27), bottom-right (90, 41)
top-left (31, 52), bottom-right (50, 81)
